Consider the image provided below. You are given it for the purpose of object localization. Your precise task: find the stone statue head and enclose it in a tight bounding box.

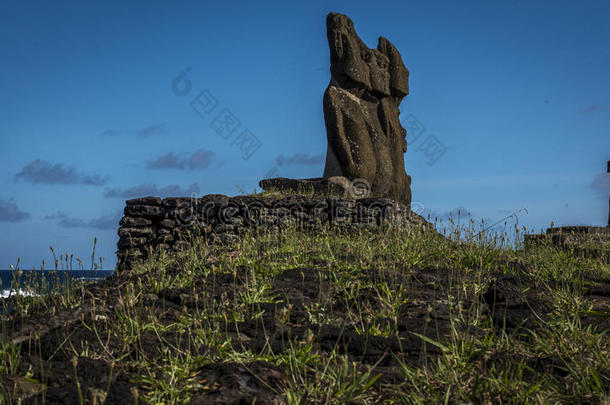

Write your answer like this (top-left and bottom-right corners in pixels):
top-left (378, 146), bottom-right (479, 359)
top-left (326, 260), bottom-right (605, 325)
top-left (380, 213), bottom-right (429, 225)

top-left (326, 13), bottom-right (408, 99)
top-left (326, 12), bottom-right (371, 91)
top-left (363, 48), bottom-right (391, 97)
top-left (378, 37), bottom-right (409, 98)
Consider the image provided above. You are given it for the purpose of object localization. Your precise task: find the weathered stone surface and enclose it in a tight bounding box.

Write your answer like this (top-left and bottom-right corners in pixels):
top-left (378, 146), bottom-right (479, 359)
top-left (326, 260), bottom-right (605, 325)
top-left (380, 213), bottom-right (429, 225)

top-left (124, 205), bottom-right (165, 218)
top-left (162, 197), bottom-right (193, 208)
top-left (117, 237), bottom-right (148, 250)
top-left (322, 12), bottom-right (412, 206)
top-left (201, 194), bottom-right (230, 204)
top-left (158, 219), bottom-right (177, 229)
top-left (259, 176), bottom-right (353, 198)
top-left (118, 227), bottom-right (155, 238)
top-left (119, 217), bottom-right (152, 227)
top-left (126, 196), bottom-right (162, 206)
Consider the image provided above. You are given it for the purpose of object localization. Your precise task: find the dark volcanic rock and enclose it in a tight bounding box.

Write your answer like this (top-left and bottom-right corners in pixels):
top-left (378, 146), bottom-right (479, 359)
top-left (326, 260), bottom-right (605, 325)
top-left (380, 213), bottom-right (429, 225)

top-left (119, 216), bottom-right (152, 227)
top-left (190, 362), bottom-right (285, 405)
top-left (125, 196), bottom-right (162, 206)
top-left (259, 176), bottom-right (353, 197)
top-left (483, 276), bottom-right (551, 331)
top-left (5, 258), bottom-right (609, 402)
top-left (322, 12), bottom-right (412, 206)
top-left (124, 204), bottom-right (165, 218)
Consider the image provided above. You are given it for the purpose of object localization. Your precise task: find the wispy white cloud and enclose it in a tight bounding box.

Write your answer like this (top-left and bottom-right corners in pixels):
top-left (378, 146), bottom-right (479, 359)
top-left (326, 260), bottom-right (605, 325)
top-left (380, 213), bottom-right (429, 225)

top-left (591, 172), bottom-right (610, 197)
top-left (15, 159), bottom-right (109, 185)
top-left (43, 210), bottom-right (122, 230)
top-left (99, 129), bottom-right (127, 136)
top-left (580, 103), bottom-right (610, 114)
top-left (99, 123), bottom-right (168, 137)
top-left (0, 197), bottom-right (30, 222)
top-left (147, 149), bottom-right (215, 170)
top-left (137, 123), bottom-right (168, 137)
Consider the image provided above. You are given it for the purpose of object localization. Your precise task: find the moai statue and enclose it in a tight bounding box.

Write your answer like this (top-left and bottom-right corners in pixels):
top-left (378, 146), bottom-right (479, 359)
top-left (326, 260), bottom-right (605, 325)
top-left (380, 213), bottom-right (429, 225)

top-left (323, 12), bottom-right (412, 205)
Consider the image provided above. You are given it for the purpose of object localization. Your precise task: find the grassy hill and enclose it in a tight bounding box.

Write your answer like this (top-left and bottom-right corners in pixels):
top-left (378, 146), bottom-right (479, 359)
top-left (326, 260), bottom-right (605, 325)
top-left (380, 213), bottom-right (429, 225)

top-left (1, 220), bottom-right (609, 404)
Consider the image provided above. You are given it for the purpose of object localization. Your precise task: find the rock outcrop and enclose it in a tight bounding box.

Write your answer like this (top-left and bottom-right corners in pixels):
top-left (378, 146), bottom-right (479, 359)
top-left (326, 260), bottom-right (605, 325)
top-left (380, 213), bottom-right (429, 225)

top-left (322, 12), bottom-right (412, 206)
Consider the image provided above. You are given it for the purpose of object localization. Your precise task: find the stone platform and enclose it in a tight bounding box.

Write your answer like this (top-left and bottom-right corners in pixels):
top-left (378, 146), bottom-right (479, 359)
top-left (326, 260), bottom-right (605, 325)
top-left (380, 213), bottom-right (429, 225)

top-left (525, 225), bottom-right (610, 243)
top-left (116, 194), bottom-right (430, 270)
top-left (525, 226), bottom-right (610, 262)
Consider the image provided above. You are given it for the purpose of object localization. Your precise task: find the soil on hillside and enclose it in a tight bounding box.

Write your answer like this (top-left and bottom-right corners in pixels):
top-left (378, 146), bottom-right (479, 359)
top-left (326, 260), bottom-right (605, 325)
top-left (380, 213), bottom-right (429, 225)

top-left (1, 256), bottom-right (609, 404)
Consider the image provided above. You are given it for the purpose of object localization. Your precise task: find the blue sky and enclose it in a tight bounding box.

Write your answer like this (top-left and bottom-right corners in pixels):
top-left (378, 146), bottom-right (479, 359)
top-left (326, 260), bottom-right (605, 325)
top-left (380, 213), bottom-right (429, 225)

top-left (1, 0), bottom-right (609, 269)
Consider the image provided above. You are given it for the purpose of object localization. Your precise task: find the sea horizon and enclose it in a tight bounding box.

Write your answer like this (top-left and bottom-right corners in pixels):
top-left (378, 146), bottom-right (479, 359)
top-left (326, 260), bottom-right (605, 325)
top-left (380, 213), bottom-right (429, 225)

top-left (0, 269), bottom-right (115, 298)
top-left (0, 269), bottom-right (117, 271)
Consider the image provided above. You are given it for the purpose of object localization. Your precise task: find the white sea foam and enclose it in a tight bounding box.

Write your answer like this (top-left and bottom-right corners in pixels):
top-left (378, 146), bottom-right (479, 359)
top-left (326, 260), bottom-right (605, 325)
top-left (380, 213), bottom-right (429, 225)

top-left (0, 288), bottom-right (39, 298)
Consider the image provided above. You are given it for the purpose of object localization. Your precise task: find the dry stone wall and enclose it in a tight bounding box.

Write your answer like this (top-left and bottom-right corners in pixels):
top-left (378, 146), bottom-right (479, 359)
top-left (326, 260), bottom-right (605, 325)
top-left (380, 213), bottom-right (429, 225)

top-left (116, 194), bottom-right (428, 270)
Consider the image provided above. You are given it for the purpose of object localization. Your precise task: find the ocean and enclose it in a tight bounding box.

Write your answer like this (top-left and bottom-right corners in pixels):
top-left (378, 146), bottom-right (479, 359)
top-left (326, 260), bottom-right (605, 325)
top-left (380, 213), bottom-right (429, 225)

top-left (0, 269), bottom-right (115, 298)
